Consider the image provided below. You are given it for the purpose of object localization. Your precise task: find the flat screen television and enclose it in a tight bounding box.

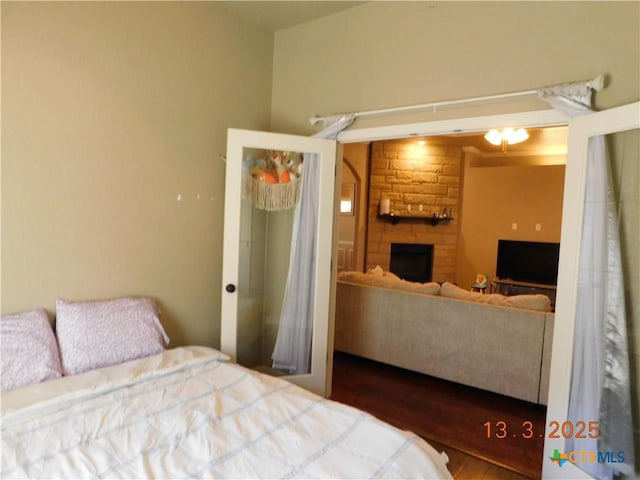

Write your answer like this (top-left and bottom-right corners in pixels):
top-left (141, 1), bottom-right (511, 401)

top-left (496, 240), bottom-right (560, 286)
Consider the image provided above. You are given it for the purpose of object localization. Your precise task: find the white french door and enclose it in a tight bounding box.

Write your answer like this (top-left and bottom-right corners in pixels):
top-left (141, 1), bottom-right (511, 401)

top-left (220, 128), bottom-right (338, 397)
top-left (543, 102), bottom-right (640, 479)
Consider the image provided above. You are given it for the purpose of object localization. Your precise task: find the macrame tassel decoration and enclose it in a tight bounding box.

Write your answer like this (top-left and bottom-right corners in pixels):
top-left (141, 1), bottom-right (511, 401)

top-left (242, 151), bottom-right (303, 211)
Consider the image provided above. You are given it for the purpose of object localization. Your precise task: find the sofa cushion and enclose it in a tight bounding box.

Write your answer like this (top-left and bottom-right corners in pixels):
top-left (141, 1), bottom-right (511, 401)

top-left (441, 282), bottom-right (552, 311)
top-left (338, 271), bottom-right (369, 283)
top-left (367, 265), bottom-right (384, 276)
top-left (338, 270), bottom-right (440, 295)
top-left (441, 282), bottom-right (511, 307)
top-left (507, 294), bottom-right (552, 312)
top-left (398, 280), bottom-right (441, 296)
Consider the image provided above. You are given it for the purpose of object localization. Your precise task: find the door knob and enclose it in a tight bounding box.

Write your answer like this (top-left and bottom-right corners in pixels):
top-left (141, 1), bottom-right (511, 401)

top-left (225, 284), bottom-right (236, 293)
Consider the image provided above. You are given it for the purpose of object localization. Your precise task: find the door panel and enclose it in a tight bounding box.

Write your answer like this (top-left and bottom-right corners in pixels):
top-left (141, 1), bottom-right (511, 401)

top-left (221, 129), bottom-right (337, 396)
top-left (543, 102), bottom-right (640, 479)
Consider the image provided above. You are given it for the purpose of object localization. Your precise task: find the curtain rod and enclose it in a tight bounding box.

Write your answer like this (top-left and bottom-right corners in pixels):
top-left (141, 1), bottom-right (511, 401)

top-left (309, 75), bottom-right (605, 126)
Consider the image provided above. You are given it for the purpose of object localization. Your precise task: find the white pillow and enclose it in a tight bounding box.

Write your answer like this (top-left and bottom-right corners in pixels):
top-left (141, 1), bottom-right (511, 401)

top-left (440, 282), bottom-right (511, 307)
top-left (507, 294), bottom-right (552, 312)
top-left (56, 297), bottom-right (170, 375)
top-left (399, 281), bottom-right (441, 296)
top-left (382, 270), bottom-right (401, 281)
top-left (367, 265), bottom-right (384, 276)
top-left (440, 282), bottom-right (485, 301)
top-left (337, 271), bottom-right (369, 283)
top-left (1, 308), bottom-right (63, 391)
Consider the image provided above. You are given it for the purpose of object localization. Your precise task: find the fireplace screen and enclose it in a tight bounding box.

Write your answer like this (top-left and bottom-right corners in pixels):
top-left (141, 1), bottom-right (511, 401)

top-left (389, 243), bottom-right (434, 283)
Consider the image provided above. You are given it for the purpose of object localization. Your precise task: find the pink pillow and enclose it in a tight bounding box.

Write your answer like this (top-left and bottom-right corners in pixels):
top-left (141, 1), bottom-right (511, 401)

top-left (56, 297), bottom-right (170, 375)
top-left (1, 309), bottom-right (63, 391)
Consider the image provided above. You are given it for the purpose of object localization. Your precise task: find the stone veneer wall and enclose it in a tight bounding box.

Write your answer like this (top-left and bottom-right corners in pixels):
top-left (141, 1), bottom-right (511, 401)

top-left (366, 139), bottom-right (462, 283)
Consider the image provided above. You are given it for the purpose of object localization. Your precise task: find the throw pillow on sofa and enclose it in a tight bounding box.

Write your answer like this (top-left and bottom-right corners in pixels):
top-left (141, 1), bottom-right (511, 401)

top-left (441, 282), bottom-right (511, 307)
top-left (507, 294), bottom-right (552, 312)
top-left (399, 280), bottom-right (441, 296)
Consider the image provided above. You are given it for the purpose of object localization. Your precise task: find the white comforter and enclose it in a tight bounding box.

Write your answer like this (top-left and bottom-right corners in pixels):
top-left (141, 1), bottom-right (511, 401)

top-left (1, 346), bottom-right (452, 479)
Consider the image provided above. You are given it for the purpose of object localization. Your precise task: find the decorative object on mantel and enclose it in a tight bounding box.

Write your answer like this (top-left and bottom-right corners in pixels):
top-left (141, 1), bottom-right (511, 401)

top-left (242, 150), bottom-right (303, 211)
top-left (379, 197), bottom-right (391, 215)
top-left (378, 207), bottom-right (453, 225)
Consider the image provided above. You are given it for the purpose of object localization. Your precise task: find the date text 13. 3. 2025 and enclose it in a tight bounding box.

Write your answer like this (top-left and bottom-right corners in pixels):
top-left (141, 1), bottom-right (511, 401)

top-left (484, 421), bottom-right (600, 440)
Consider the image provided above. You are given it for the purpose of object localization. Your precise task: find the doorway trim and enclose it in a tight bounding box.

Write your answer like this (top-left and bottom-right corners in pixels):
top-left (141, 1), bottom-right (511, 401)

top-left (334, 108), bottom-right (571, 281)
top-left (338, 158), bottom-right (362, 272)
top-left (328, 103), bottom-right (636, 479)
top-left (336, 109), bottom-right (569, 144)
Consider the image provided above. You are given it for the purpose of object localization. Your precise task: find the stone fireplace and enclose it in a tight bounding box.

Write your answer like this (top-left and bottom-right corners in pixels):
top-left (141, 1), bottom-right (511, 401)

top-left (366, 138), bottom-right (462, 283)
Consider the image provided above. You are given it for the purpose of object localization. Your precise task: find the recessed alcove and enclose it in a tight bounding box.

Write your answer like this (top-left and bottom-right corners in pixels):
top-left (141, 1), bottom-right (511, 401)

top-left (340, 125), bottom-right (568, 287)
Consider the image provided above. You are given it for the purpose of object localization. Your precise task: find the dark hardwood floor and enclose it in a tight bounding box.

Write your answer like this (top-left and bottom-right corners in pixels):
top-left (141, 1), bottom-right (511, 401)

top-left (428, 438), bottom-right (533, 480)
top-left (330, 352), bottom-right (546, 479)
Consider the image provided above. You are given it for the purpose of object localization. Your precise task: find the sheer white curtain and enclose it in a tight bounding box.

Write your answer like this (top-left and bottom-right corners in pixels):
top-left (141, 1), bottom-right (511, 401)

top-left (538, 83), bottom-right (634, 479)
top-left (272, 115), bottom-right (355, 374)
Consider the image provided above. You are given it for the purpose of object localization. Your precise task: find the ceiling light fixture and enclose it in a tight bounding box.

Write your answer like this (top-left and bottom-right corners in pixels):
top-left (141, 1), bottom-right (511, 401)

top-left (484, 128), bottom-right (529, 152)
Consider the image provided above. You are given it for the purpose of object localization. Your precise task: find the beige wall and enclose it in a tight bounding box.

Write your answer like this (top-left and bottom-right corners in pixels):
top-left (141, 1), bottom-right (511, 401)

top-left (272, 2), bottom-right (639, 134)
top-left (457, 158), bottom-right (565, 289)
top-left (2, 1), bottom-right (639, 359)
top-left (269, 4), bottom-right (638, 453)
top-left (1, 2), bottom-right (274, 347)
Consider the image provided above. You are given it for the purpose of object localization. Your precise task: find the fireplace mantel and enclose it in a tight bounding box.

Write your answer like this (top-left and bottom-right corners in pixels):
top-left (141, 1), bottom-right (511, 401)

top-left (378, 213), bottom-right (454, 226)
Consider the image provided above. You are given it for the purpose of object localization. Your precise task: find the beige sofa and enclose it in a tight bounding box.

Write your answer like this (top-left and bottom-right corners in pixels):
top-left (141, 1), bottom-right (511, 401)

top-left (334, 280), bottom-right (554, 405)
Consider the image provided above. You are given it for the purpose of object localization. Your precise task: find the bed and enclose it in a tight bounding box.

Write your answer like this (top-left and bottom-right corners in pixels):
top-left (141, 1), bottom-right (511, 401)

top-left (1, 299), bottom-right (452, 479)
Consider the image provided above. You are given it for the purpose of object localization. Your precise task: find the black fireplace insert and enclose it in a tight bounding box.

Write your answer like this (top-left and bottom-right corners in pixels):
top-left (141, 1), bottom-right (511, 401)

top-left (389, 243), bottom-right (434, 283)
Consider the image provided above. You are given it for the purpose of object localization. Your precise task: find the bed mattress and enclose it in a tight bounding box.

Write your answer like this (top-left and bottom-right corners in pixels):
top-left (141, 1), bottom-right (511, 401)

top-left (1, 346), bottom-right (452, 479)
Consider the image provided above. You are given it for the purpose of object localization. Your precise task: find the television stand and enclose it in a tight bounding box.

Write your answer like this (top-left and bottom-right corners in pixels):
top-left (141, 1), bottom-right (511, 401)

top-left (491, 278), bottom-right (557, 309)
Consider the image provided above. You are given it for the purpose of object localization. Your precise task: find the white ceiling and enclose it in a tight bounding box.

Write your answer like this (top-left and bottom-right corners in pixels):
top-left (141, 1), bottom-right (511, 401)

top-left (401, 126), bottom-right (569, 163)
top-left (445, 126), bottom-right (568, 158)
top-left (214, 1), bottom-right (366, 32)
